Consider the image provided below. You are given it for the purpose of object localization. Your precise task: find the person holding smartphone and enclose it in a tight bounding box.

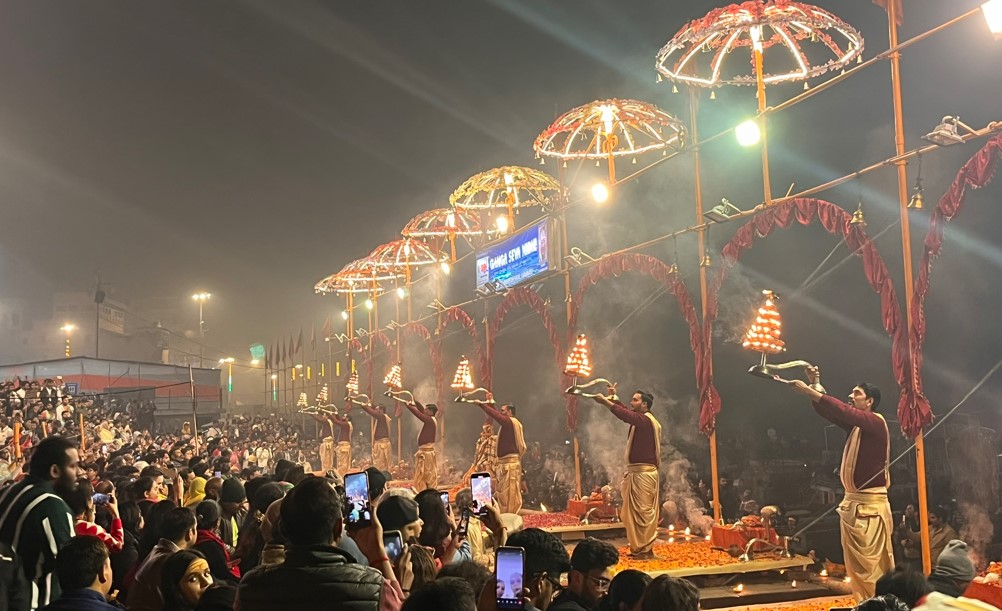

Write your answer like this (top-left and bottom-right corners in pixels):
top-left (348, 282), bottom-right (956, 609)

top-left (471, 393), bottom-right (527, 514)
top-left (591, 385), bottom-right (662, 560)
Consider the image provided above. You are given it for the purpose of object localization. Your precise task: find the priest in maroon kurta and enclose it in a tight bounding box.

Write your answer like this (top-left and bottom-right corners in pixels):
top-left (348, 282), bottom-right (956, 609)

top-left (785, 366), bottom-right (893, 601)
top-left (473, 394), bottom-right (526, 514)
top-left (593, 385), bottom-right (661, 558)
top-left (404, 400), bottom-right (439, 491)
top-left (358, 403), bottom-right (393, 472)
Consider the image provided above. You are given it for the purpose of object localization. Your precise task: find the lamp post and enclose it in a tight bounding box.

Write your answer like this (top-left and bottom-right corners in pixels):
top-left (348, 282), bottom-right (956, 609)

top-left (191, 292), bottom-right (211, 368)
top-left (219, 358), bottom-right (235, 399)
top-left (60, 323), bottom-right (76, 358)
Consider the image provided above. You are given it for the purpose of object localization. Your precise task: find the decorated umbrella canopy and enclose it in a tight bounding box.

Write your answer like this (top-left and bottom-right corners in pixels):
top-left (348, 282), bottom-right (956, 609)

top-left (450, 165), bottom-right (563, 235)
top-left (654, 0), bottom-right (863, 203)
top-left (655, 1), bottom-right (864, 89)
top-left (533, 98), bottom-right (686, 183)
top-left (314, 258), bottom-right (402, 296)
top-left (401, 207), bottom-right (496, 261)
top-left (365, 238), bottom-right (448, 285)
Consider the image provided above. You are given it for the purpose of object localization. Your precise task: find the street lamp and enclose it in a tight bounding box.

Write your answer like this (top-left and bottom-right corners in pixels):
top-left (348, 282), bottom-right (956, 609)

top-left (271, 373), bottom-right (278, 402)
top-left (60, 323), bottom-right (76, 358)
top-left (219, 357), bottom-right (234, 394)
top-left (191, 292), bottom-right (211, 367)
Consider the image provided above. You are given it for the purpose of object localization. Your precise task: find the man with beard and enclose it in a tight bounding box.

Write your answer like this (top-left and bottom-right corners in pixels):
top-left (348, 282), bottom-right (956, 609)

top-left (591, 386), bottom-right (662, 560)
top-left (784, 366), bottom-right (893, 601)
top-left (471, 394), bottom-right (526, 514)
top-left (0, 436), bottom-right (82, 609)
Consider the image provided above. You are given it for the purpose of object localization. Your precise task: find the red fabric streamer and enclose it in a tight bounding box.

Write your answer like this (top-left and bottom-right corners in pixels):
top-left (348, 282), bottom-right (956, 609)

top-left (484, 286), bottom-right (564, 394)
top-left (705, 198), bottom-right (909, 436)
top-left (910, 134), bottom-right (1002, 436)
top-left (566, 253), bottom-right (702, 432)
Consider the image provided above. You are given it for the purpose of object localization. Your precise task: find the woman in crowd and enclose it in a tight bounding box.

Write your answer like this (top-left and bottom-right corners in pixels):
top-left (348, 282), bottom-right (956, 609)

top-left (640, 575), bottom-right (700, 611)
top-left (414, 489), bottom-right (470, 565)
top-left (194, 500), bottom-right (241, 584)
top-left (66, 479), bottom-right (125, 553)
top-left (112, 501), bottom-right (144, 592)
top-left (236, 482), bottom-right (286, 576)
top-left (161, 549), bottom-right (215, 611)
top-left (600, 569), bottom-right (652, 611)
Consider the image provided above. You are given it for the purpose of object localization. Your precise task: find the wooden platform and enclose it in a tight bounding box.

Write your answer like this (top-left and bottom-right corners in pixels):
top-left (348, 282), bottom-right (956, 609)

top-left (541, 521), bottom-right (625, 541)
top-left (647, 554), bottom-right (814, 579)
top-left (699, 581), bottom-right (835, 609)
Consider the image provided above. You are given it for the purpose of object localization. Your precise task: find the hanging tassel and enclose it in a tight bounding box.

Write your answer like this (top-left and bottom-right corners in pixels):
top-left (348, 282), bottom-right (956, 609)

top-left (803, 82), bottom-right (809, 90)
top-left (672, 83), bottom-right (679, 94)
top-left (710, 90), bottom-right (716, 100)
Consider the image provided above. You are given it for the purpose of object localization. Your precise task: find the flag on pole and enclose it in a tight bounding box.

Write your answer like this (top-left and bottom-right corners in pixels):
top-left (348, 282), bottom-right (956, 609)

top-left (872, 0), bottom-right (903, 25)
top-left (288, 334), bottom-right (295, 363)
top-left (321, 315), bottom-right (332, 342)
top-left (281, 339), bottom-right (287, 365)
top-left (266, 346), bottom-right (271, 370)
top-left (311, 322), bottom-right (317, 352)
top-left (295, 327), bottom-right (303, 356)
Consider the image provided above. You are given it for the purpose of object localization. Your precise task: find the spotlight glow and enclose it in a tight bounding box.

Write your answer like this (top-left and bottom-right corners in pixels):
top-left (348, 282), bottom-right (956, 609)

top-left (736, 119), bottom-right (761, 146)
top-left (591, 182), bottom-right (610, 204)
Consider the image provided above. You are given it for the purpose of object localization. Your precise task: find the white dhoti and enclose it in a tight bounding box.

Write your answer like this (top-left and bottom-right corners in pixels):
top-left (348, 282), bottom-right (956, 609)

top-left (413, 443), bottom-right (439, 492)
top-left (319, 437), bottom-right (335, 473)
top-left (621, 463), bottom-right (659, 555)
top-left (495, 454), bottom-right (522, 515)
top-left (837, 488), bottom-right (895, 601)
top-left (372, 437), bottom-right (392, 472)
top-left (335, 441), bottom-right (352, 475)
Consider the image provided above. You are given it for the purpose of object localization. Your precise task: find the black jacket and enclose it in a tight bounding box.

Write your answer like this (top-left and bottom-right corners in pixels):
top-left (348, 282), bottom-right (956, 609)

top-left (111, 530), bottom-right (139, 594)
top-left (236, 544), bottom-right (383, 611)
top-left (548, 590), bottom-right (592, 611)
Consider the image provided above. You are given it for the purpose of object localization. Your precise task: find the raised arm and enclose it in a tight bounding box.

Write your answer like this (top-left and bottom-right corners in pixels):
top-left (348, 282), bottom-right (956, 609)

top-left (358, 403), bottom-right (381, 418)
top-left (474, 394), bottom-right (508, 425)
top-left (405, 400), bottom-right (431, 423)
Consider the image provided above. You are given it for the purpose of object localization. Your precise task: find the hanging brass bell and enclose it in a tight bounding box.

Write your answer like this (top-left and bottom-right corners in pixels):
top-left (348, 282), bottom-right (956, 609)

top-left (850, 203), bottom-right (867, 228)
top-left (908, 187), bottom-right (924, 209)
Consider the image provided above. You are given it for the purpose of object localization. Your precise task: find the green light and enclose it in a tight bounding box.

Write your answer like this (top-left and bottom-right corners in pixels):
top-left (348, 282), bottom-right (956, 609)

top-left (228, 374), bottom-right (233, 393)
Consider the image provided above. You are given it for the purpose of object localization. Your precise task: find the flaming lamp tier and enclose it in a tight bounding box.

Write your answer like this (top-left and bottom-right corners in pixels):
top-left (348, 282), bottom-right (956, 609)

top-left (564, 334), bottom-right (593, 378)
top-left (346, 371), bottom-right (359, 395)
top-left (451, 356), bottom-right (474, 391)
top-left (742, 290), bottom-right (785, 355)
top-left (383, 364), bottom-right (403, 390)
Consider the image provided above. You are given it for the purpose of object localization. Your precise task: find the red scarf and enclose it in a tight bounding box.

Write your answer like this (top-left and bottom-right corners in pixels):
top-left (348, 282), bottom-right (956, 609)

top-left (196, 529), bottom-right (241, 579)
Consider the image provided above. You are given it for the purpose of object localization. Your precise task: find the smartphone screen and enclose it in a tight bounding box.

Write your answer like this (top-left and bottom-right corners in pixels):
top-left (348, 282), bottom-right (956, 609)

top-left (344, 471), bottom-right (372, 527)
top-left (383, 530), bottom-right (404, 564)
top-left (457, 508), bottom-right (471, 537)
top-left (471, 472), bottom-right (492, 517)
top-left (439, 490), bottom-right (450, 512)
top-left (496, 546), bottom-right (525, 609)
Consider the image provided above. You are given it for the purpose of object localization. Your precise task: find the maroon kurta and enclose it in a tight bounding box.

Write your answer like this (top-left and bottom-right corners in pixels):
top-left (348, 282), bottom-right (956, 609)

top-left (333, 418), bottom-right (352, 444)
top-left (359, 404), bottom-right (391, 441)
top-left (610, 401), bottom-right (658, 466)
top-left (478, 404), bottom-right (518, 457)
top-left (406, 401), bottom-right (437, 446)
top-left (812, 394), bottom-right (889, 490)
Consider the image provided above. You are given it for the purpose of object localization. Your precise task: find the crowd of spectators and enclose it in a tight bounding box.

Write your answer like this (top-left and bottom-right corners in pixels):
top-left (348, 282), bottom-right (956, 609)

top-left (0, 376), bottom-right (707, 611)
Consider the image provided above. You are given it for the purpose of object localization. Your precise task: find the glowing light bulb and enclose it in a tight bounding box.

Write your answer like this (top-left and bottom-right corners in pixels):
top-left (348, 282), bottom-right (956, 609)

top-left (396, 287), bottom-right (407, 299)
top-left (496, 215), bottom-right (510, 234)
top-left (341, 310), bottom-right (349, 320)
top-left (440, 261), bottom-right (451, 275)
top-left (591, 182), bottom-right (610, 204)
top-left (736, 119), bottom-right (761, 147)
top-left (365, 298), bottom-right (374, 310)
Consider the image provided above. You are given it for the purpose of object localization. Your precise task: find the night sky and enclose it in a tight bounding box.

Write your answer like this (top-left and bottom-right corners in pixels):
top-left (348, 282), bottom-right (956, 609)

top-left (1, 1), bottom-right (1001, 468)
